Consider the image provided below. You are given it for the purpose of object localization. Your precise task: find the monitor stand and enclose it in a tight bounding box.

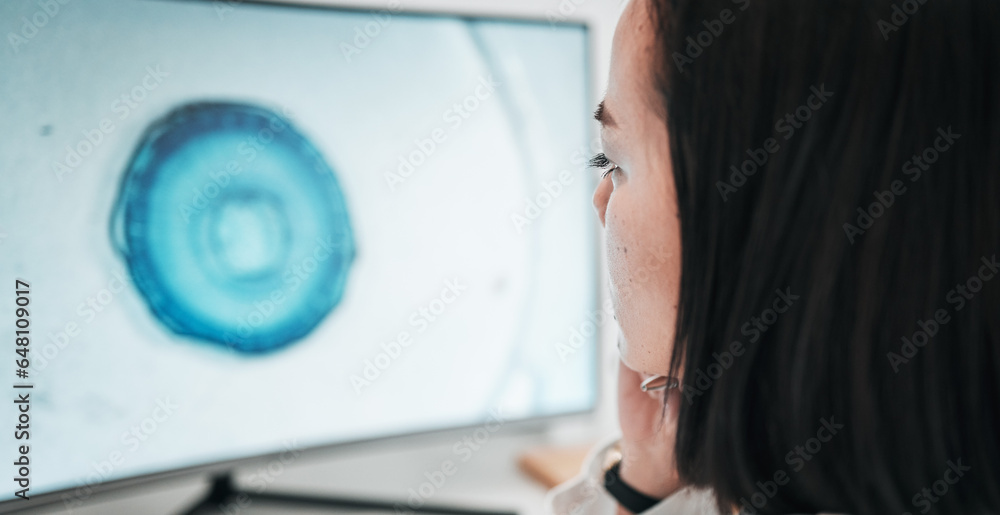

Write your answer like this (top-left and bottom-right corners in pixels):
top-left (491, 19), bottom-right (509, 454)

top-left (180, 474), bottom-right (519, 515)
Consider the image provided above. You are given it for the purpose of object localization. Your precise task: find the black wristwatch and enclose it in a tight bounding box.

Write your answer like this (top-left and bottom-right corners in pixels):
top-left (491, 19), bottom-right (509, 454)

top-left (602, 457), bottom-right (663, 513)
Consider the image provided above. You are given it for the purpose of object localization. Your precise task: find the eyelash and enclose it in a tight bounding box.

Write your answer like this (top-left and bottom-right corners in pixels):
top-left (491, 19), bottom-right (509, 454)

top-left (589, 153), bottom-right (620, 179)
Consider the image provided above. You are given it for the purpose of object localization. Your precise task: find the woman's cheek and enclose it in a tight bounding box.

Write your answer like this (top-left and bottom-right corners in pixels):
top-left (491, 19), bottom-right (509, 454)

top-left (605, 214), bottom-right (644, 356)
top-left (605, 210), bottom-right (680, 374)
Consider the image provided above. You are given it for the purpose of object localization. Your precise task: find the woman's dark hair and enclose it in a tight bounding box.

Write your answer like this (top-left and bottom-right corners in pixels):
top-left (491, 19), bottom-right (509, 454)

top-left (652, 0), bottom-right (1000, 513)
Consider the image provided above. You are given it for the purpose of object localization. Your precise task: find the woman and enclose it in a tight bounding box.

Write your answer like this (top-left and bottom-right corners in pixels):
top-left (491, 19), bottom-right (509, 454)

top-left (547, 0), bottom-right (999, 513)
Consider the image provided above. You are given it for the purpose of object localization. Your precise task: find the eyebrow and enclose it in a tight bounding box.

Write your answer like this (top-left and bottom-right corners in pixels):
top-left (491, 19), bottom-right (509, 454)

top-left (594, 100), bottom-right (616, 128)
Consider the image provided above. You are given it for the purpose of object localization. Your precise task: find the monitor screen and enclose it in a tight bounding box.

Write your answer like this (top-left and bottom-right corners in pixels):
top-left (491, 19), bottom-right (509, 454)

top-left (0, 0), bottom-right (597, 503)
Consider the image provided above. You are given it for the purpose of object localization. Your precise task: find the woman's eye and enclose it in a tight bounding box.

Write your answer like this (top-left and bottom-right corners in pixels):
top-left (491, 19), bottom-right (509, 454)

top-left (588, 152), bottom-right (620, 179)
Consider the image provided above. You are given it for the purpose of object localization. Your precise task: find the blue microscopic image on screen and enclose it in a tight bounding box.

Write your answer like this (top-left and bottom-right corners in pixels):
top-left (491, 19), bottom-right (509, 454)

top-left (110, 102), bottom-right (355, 353)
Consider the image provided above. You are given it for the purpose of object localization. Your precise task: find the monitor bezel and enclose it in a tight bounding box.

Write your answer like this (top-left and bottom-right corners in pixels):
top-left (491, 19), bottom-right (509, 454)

top-left (0, 0), bottom-right (602, 510)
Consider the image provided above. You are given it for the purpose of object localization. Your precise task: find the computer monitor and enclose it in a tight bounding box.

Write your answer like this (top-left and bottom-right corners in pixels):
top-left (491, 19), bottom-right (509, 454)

top-left (0, 0), bottom-right (598, 508)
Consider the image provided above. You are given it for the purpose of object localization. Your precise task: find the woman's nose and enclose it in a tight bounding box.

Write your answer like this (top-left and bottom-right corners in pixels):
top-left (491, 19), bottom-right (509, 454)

top-left (592, 176), bottom-right (611, 227)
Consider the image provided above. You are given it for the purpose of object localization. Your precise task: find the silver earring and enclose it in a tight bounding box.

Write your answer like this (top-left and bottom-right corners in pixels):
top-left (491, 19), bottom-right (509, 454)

top-left (640, 375), bottom-right (680, 392)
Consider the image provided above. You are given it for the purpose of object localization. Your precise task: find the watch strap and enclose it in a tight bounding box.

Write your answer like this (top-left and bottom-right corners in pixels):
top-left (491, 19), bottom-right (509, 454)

top-left (602, 460), bottom-right (663, 513)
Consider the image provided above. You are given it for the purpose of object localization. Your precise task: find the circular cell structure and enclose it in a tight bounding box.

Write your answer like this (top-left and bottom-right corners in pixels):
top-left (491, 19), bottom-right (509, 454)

top-left (111, 102), bottom-right (355, 353)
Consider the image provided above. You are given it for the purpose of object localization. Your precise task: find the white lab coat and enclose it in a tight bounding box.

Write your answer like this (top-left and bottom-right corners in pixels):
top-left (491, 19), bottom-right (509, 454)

top-left (543, 435), bottom-right (721, 515)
